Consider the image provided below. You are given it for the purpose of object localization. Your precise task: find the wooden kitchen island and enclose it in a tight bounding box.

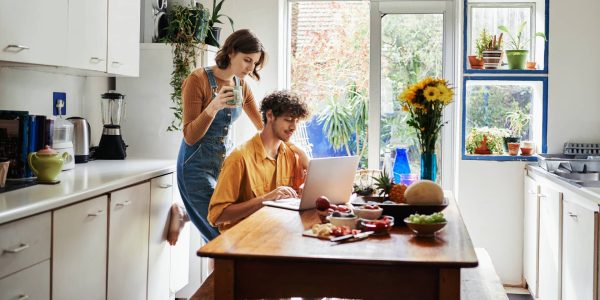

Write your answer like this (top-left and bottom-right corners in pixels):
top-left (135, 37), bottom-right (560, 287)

top-left (198, 193), bottom-right (478, 300)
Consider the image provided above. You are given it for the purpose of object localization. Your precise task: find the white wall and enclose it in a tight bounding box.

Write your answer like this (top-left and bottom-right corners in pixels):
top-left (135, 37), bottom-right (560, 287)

top-left (456, 0), bottom-right (600, 285)
top-left (0, 67), bottom-right (109, 146)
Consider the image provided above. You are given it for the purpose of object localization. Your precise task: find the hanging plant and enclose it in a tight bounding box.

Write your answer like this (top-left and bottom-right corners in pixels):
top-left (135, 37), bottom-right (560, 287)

top-left (162, 4), bottom-right (210, 131)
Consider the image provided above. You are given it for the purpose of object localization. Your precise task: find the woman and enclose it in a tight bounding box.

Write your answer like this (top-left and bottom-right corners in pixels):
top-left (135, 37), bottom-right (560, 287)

top-left (175, 29), bottom-right (266, 243)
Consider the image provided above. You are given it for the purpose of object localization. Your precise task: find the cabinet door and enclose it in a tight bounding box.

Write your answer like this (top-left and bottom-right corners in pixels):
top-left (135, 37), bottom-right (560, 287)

top-left (107, 182), bottom-right (150, 300)
top-left (523, 174), bottom-right (539, 298)
top-left (67, 0), bottom-right (108, 71)
top-left (170, 172), bottom-right (190, 295)
top-left (148, 174), bottom-right (173, 300)
top-left (52, 196), bottom-right (108, 300)
top-left (0, 260), bottom-right (50, 300)
top-left (538, 183), bottom-right (562, 300)
top-left (107, 0), bottom-right (140, 76)
top-left (562, 195), bottom-right (598, 300)
top-left (0, 0), bottom-right (67, 66)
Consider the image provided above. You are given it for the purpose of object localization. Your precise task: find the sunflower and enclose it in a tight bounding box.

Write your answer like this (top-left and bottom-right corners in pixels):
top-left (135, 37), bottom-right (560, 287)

top-left (423, 86), bottom-right (441, 102)
top-left (436, 84), bottom-right (454, 104)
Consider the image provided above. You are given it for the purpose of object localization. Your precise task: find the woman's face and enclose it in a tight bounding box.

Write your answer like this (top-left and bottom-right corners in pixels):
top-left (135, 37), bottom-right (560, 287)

top-left (228, 52), bottom-right (261, 79)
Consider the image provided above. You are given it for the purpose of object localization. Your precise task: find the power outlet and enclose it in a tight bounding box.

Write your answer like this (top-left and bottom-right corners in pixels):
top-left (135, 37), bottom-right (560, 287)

top-left (53, 92), bottom-right (67, 116)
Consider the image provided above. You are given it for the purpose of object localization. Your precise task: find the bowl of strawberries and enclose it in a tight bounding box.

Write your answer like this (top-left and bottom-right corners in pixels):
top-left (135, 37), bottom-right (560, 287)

top-left (359, 215), bottom-right (394, 235)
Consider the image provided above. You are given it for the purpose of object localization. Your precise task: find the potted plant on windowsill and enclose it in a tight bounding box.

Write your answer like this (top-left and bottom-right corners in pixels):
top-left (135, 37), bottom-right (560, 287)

top-left (466, 127), bottom-right (509, 155)
top-left (503, 103), bottom-right (531, 153)
top-left (468, 28), bottom-right (489, 69)
top-left (498, 21), bottom-right (547, 70)
top-left (206, 0), bottom-right (235, 47)
top-left (481, 32), bottom-right (503, 69)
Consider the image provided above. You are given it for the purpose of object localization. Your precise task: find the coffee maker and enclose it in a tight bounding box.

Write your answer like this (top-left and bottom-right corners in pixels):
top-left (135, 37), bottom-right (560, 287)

top-left (95, 91), bottom-right (127, 159)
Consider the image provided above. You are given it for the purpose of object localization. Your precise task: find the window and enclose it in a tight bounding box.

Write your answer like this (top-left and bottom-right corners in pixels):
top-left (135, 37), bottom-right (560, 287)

top-left (287, 1), bottom-right (370, 167)
top-left (462, 77), bottom-right (547, 160)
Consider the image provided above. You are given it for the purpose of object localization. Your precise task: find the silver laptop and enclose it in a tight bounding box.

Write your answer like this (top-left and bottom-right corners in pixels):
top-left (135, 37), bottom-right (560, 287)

top-left (263, 156), bottom-right (360, 211)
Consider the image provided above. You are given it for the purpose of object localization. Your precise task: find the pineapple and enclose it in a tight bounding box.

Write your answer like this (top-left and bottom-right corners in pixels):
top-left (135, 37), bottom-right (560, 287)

top-left (373, 170), bottom-right (393, 198)
top-left (389, 184), bottom-right (407, 203)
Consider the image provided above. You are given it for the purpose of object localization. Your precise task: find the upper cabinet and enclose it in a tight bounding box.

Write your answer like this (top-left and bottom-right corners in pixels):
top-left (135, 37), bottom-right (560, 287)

top-left (0, 0), bottom-right (68, 66)
top-left (107, 0), bottom-right (140, 76)
top-left (0, 0), bottom-right (139, 76)
top-left (67, 0), bottom-right (108, 72)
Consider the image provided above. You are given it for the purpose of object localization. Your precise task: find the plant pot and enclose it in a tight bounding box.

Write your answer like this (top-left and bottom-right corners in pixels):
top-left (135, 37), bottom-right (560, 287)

top-left (506, 50), bottom-right (528, 69)
top-left (468, 55), bottom-right (484, 69)
top-left (526, 61), bottom-right (537, 70)
top-left (205, 26), bottom-right (222, 47)
top-left (503, 136), bottom-right (521, 153)
top-left (507, 143), bottom-right (520, 156)
top-left (482, 50), bottom-right (503, 69)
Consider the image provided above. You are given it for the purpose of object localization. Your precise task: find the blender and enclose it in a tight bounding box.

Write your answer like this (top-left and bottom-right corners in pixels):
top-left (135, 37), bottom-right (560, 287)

top-left (96, 91), bottom-right (127, 159)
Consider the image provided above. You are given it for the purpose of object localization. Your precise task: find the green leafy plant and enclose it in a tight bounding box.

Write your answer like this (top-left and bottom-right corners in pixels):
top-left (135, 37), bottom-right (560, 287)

top-left (504, 102), bottom-right (531, 138)
top-left (474, 28), bottom-right (492, 59)
top-left (465, 127), bottom-right (510, 155)
top-left (483, 32), bottom-right (503, 51)
top-left (498, 21), bottom-right (546, 50)
top-left (162, 4), bottom-right (210, 131)
top-left (207, 0), bottom-right (235, 47)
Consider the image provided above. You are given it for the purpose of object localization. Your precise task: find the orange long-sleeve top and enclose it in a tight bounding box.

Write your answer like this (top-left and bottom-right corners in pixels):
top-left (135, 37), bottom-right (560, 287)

top-left (181, 67), bottom-right (264, 145)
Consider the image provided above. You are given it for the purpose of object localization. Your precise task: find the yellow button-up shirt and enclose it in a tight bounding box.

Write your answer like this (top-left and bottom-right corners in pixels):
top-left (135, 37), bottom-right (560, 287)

top-left (207, 134), bottom-right (303, 231)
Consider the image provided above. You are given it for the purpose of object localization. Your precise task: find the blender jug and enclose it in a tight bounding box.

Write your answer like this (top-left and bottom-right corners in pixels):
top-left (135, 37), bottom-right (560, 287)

top-left (101, 91), bottom-right (126, 126)
top-left (96, 91), bottom-right (127, 159)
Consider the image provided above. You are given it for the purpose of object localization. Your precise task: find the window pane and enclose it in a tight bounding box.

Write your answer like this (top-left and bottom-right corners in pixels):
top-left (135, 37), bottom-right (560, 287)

top-left (289, 1), bottom-right (369, 167)
top-left (380, 13), bottom-right (444, 180)
top-left (464, 80), bottom-right (544, 155)
top-left (469, 6), bottom-right (533, 66)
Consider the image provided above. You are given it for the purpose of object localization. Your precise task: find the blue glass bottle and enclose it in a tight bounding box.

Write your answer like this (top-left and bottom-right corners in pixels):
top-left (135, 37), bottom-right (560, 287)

top-left (393, 147), bottom-right (411, 183)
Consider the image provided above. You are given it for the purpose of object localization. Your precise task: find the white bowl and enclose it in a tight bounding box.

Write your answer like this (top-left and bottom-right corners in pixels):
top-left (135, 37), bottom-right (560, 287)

top-left (353, 206), bottom-right (383, 220)
top-left (327, 215), bottom-right (358, 229)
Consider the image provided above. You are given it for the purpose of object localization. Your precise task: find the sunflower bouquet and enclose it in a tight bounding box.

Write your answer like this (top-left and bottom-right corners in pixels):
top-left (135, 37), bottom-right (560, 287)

top-left (397, 77), bottom-right (454, 157)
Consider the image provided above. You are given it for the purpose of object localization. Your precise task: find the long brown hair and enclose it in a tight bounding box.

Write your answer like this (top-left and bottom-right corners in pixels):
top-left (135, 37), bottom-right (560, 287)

top-left (215, 29), bottom-right (267, 80)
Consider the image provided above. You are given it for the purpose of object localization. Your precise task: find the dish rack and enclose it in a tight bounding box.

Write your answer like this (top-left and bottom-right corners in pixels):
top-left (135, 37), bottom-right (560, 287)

top-left (537, 142), bottom-right (600, 172)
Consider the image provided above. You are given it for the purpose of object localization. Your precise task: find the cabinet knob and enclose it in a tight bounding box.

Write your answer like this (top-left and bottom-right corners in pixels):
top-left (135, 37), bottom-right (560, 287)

top-left (88, 210), bottom-right (105, 217)
top-left (159, 184), bottom-right (173, 189)
top-left (111, 61), bottom-right (123, 66)
top-left (3, 243), bottom-right (30, 254)
top-left (17, 294), bottom-right (30, 300)
top-left (568, 212), bottom-right (578, 220)
top-left (116, 200), bottom-right (132, 207)
top-left (6, 44), bottom-right (30, 50)
top-left (90, 57), bottom-right (105, 63)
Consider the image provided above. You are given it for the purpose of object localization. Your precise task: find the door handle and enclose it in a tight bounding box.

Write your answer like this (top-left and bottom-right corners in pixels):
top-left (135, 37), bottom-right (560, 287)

top-left (90, 57), bottom-right (105, 63)
top-left (17, 294), bottom-right (30, 300)
top-left (116, 200), bottom-right (132, 207)
top-left (6, 44), bottom-right (30, 50)
top-left (3, 243), bottom-right (30, 254)
top-left (568, 212), bottom-right (578, 220)
top-left (159, 184), bottom-right (172, 189)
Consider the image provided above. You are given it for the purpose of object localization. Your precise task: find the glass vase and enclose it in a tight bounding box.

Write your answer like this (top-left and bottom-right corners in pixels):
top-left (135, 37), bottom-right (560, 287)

top-left (420, 152), bottom-right (437, 182)
top-left (393, 147), bottom-right (411, 184)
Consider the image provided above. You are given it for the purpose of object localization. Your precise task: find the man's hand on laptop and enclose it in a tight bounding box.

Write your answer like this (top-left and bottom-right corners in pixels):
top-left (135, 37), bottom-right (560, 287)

top-left (263, 186), bottom-right (298, 201)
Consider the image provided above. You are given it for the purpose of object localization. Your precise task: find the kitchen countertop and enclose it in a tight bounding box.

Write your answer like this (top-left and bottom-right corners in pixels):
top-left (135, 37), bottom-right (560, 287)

top-left (527, 164), bottom-right (600, 205)
top-left (0, 158), bottom-right (176, 224)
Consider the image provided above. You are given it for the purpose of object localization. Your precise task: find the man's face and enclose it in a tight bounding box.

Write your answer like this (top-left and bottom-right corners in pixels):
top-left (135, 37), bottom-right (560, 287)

top-left (268, 112), bottom-right (299, 142)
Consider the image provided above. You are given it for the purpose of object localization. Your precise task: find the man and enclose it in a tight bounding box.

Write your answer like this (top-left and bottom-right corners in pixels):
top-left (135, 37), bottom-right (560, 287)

top-left (207, 90), bottom-right (310, 232)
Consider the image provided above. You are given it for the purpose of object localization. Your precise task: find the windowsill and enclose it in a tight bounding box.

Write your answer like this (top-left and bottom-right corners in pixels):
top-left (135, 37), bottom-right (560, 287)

top-left (463, 68), bottom-right (547, 75)
top-left (461, 154), bottom-right (538, 162)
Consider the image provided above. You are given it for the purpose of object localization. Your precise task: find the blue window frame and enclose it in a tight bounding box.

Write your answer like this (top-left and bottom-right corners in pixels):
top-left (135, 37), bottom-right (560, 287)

top-left (461, 76), bottom-right (548, 161)
top-left (462, 0), bottom-right (549, 74)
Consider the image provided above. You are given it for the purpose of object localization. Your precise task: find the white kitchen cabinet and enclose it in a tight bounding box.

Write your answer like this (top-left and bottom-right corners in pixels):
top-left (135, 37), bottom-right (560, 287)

top-left (107, 0), bottom-right (140, 76)
top-left (107, 182), bottom-right (150, 300)
top-left (538, 182), bottom-right (562, 300)
top-left (561, 192), bottom-right (598, 300)
top-left (0, 0), bottom-right (68, 66)
top-left (148, 174), bottom-right (174, 300)
top-left (171, 173), bottom-right (191, 296)
top-left (0, 260), bottom-right (50, 300)
top-left (52, 196), bottom-right (108, 300)
top-left (0, 212), bottom-right (51, 279)
top-left (67, 0), bottom-right (108, 71)
top-left (523, 173), bottom-right (539, 298)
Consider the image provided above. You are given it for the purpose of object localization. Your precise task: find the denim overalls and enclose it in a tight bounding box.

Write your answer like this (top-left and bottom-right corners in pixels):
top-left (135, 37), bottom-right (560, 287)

top-left (176, 67), bottom-right (242, 242)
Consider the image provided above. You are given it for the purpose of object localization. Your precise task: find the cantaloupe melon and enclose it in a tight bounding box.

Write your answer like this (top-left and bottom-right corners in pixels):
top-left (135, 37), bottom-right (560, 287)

top-left (404, 180), bottom-right (444, 205)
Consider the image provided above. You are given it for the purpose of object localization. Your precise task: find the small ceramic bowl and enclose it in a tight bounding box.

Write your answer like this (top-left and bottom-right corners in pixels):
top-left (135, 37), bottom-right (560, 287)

top-left (520, 147), bottom-right (534, 156)
top-left (359, 216), bottom-right (394, 235)
top-left (353, 206), bottom-right (383, 220)
top-left (327, 215), bottom-right (358, 229)
top-left (404, 218), bottom-right (447, 237)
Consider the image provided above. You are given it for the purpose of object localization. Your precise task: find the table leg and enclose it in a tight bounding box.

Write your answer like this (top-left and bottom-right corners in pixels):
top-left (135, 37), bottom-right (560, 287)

top-left (439, 268), bottom-right (460, 300)
top-left (214, 259), bottom-right (234, 300)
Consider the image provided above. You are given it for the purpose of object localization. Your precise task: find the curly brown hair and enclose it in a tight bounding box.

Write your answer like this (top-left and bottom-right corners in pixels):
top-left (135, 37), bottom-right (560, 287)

top-left (260, 90), bottom-right (310, 125)
top-left (215, 29), bottom-right (267, 80)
